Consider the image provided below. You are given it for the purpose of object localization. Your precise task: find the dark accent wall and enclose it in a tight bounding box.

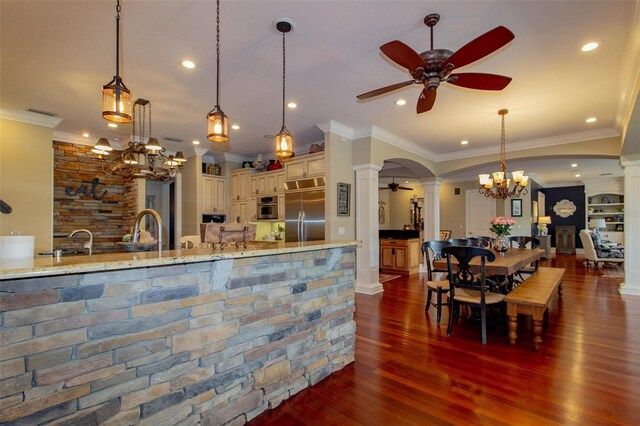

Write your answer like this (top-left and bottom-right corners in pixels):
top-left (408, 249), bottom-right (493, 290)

top-left (543, 185), bottom-right (586, 249)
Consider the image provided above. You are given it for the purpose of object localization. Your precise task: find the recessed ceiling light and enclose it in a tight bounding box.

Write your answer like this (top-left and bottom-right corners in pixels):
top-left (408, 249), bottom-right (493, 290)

top-left (571, 163), bottom-right (578, 168)
top-left (231, 124), bottom-right (240, 130)
top-left (460, 140), bottom-right (469, 145)
top-left (113, 138), bottom-right (120, 141)
top-left (575, 173), bottom-right (581, 177)
top-left (586, 117), bottom-right (597, 123)
top-left (287, 102), bottom-right (297, 109)
top-left (405, 180), bottom-right (409, 184)
top-left (192, 140), bottom-right (200, 145)
top-left (82, 133), bottom-right (90, 137)
top-left (182, 60), bottom-right (196, 69)
top-left (108, 123), bottom-right (118, 128)
top-left (581, 42), bottom-right (599, 52)
top-left (396, 99), bottom-right (407, 106)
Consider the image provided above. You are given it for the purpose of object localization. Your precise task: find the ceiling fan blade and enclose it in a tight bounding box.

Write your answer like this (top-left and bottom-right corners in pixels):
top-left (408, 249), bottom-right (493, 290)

top-left (417, 88), bottom-right (436, 114)
top-left (447, 73), bottom-right (512, 90)
top-left (378, 187), bottom-right (390, 190)
top-left (357, 80), bottom-right (415, 100)
top-left (442, 26), bottom-right (514, 70)
top-left (397, 186), bottom-right (414, 191)
top-left (380, 40), bottom-right (425, 72)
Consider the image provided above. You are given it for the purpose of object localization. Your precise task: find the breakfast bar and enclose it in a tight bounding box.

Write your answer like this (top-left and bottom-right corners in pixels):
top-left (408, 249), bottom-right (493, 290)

top-left (0, 241), bottom-right (357, 425)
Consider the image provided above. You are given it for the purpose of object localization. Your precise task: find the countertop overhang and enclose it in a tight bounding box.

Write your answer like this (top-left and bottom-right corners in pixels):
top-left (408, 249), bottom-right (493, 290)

top-left (0, 240), bottom-right (358, 280)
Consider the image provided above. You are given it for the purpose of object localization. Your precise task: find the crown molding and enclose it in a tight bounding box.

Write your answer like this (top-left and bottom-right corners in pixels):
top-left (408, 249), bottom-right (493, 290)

top-left (52, 131), bottom-right (95, 146)
top-left (316, 120), bottom-right (355, 140)
top-left (0, 107), bottom-right (62, 128)
top-left (436, 128), bottom-right (620, 162)
top-left (369, 126), bottom-right (438, 159)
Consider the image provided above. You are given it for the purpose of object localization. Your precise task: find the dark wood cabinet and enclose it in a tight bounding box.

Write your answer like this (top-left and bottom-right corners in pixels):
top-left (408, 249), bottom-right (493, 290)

top-left (555, 225), bottom-right (576, 254)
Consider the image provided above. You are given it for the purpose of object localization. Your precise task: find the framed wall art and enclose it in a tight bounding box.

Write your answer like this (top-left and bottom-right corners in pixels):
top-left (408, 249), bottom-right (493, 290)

top-left (337, 182), bottom-right (350, 216)
top-left (511, 198), bottom-right (523, 217)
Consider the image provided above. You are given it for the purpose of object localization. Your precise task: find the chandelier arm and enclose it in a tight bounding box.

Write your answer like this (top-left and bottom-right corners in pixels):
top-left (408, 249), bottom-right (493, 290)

top-left (115, 0), bottom-right (121, 99)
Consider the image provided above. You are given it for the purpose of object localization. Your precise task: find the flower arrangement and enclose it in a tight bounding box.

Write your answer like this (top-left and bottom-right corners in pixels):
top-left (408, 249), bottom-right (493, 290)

top-left (489, 216), bottom-right (515, 236)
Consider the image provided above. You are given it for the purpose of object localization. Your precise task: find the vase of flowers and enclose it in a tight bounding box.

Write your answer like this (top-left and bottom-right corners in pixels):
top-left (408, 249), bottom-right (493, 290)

top-left (489, 216), bottom-right (515, 254)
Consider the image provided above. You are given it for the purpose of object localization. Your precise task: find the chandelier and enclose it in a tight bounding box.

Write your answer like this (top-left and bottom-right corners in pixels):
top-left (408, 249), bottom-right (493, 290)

top-left (275, 19), bottom-right (293, 159)
top-left (93, 99), bottom-right (186, 180)
top-left (478, 109), bottom-right (528, 199)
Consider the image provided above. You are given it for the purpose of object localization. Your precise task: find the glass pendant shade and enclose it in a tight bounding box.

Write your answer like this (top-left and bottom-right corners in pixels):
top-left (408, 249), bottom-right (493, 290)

top-left (275, 127), bottom-right (293, 159)
top-left (102, 77), bottom-right (132, 122)
top-left (207, 107), bottom-right (229, 142)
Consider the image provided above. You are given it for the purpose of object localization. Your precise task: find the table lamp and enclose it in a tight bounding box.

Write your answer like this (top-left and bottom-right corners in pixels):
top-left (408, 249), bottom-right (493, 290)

top-left (537, 216), bottom-right (551, 236)
top-left (589, 218), bottom-right (607, 234)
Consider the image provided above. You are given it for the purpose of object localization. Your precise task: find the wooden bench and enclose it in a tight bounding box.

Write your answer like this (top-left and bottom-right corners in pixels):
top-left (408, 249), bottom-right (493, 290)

top-left (504, 266), bottom-right (565, 349)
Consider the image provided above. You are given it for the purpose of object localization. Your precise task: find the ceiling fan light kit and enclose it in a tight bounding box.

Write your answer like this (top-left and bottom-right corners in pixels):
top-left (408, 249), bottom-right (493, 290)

top-left (478, 109), bottom-right (529, 199)
top-left (275, 18), bottom-right (294, 159)
top-left (207, 0), bottom-right (229, 143)
top-left (102, 0), bottom-right (132, 123)
top-left (357, 13), bottom-right (514, 114)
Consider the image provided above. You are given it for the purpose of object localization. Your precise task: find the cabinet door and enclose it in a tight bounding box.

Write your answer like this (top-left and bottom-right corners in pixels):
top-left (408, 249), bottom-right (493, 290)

top-left (380, 245), bottom-right (394, 269)
top-left (285, 159), bottom-right (305, 180)
top-left (266, 174), bottom-right (277, 194)
top-left (278, 194), bottom-right (285, 220)
top-left (250, 176), bottom-right (259, 196)
top-left (407, 240), bottom-right (420, 269)
top-left (306, 156), bottom-right (325, 177)
top-left (249, 197), bottom-right (257, 221)
top-left (276, 172), bottom-right (285, 193)
top-left (394, 247), bottom-right (408, 270)
top-left (230, 202), bottom-right (248, 223)
top-left (214, 178), bottom-right (226, 214)
top-left (231, 173), bottom-right (241, 201)
top-left (202, 177), bottom-right (214, 214)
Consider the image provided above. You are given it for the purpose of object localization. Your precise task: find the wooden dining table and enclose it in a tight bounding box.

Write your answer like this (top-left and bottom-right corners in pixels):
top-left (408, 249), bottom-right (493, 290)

top-left (434, 248), bottom-right (545, 288)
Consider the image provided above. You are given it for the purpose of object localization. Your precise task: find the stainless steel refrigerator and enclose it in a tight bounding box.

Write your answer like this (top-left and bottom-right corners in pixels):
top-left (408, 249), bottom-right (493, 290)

top-left (284, 179), bottom-right (325, 242)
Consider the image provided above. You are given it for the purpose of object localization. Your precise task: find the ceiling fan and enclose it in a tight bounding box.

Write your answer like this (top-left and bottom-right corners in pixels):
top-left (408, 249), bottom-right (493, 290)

top-left (357, 13), bottom-right (514, 114)
top-left (379, 178), bottom-right (413, 192)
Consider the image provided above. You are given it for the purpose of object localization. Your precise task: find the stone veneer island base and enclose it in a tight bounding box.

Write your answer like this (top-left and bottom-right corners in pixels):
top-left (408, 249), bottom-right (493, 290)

top-left (0, 242), bottom-right (356, 425)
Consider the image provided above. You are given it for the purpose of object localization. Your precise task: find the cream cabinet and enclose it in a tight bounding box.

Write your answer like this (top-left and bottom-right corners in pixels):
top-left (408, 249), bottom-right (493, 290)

top-left (231, 169), bottom-right (253, 202)
top-left (284, 153), bottom-right (325, 181)
top-left (202, 176), bottom-right (226, 214)
top-left (250, 170), bottom-right (285, 196)
top-left (230, 201), bottom-right (248, 224)
top-left (249, 196), bottom-right (257, 221)
top-left (278, 194), bottom-right (285, 220)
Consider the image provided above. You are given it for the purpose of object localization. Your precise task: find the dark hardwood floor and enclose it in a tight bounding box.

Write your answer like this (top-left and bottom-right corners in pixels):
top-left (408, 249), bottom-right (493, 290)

top-left (249, 254), bottom-right (638, 425)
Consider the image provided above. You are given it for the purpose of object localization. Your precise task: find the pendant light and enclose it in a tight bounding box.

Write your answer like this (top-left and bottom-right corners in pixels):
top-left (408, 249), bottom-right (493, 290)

top-left (102, 0), bottom-right (132, 123)
top-left (275, 19), bottom-right (293, 159)
top-left (207, 0), bottom-right (229, 142)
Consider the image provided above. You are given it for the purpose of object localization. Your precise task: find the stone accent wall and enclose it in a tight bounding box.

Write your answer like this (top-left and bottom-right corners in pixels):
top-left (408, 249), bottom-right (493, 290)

top-left (0, 246), bottom-right (356, 425)
top-left (53, 141), bottom-right (138, 254)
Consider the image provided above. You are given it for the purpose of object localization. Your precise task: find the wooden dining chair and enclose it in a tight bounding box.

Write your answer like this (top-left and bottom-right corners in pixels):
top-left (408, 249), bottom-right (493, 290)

top-left (508, 236), bottom-right (540, 281)
top-left (421, 240), bottom-right (452, 323)
top-left (442, 245), bottom-right (503, 344)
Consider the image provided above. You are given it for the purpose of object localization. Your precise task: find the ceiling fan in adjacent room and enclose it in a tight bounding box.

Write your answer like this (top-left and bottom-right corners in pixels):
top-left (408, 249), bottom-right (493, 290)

top-left (379, 178), bottom-right (413, 192)
top-left (357, 13), bottom-right (514, 113)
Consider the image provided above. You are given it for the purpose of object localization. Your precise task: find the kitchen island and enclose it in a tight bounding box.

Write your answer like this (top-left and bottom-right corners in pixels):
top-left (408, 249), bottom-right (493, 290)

top-left (0, 241), bottom-right (357, 425)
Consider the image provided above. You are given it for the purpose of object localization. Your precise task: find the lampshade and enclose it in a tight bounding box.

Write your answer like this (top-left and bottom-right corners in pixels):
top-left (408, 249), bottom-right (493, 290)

top-left (589, 219), bottom-right (606, 229)
top-left (538, 216), bottom-right (551, 225)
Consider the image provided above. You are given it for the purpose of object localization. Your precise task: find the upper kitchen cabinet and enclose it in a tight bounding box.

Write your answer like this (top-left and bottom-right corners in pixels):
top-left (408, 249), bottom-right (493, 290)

top-left (284, 152), bottom-right (325, 181)
top-left (203, 175), bottom-right (227, 214)
top-left (231, 169), bottom-right (254, 202)
top-left (250, 170), bottom-right (285, 196)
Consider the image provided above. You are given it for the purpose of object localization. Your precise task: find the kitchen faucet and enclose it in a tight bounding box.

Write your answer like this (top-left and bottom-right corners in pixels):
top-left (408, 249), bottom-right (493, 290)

top-left (69, 229), bottom-right (93, 255)
top-left (133, 208), bottom-right (163, 250)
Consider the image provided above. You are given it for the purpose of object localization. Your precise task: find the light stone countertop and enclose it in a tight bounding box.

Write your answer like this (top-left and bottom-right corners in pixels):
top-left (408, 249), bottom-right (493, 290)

top-left (0, 240), bottom-right (358, 280)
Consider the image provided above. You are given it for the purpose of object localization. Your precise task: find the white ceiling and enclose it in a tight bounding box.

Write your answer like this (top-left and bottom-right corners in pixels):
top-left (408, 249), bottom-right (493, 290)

top-left (1, 1), bottom-right (638, 185)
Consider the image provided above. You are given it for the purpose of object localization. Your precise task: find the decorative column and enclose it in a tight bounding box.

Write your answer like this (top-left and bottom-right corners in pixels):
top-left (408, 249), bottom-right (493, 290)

top-left (620, 159), bottom-right (640, 295)
top-left (354, 164), bottom-right (383, 294)
top-left (421, 178), bottom-right (443, 241)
